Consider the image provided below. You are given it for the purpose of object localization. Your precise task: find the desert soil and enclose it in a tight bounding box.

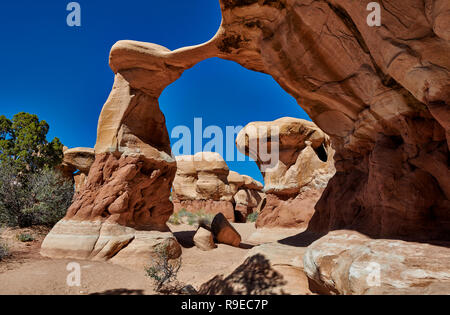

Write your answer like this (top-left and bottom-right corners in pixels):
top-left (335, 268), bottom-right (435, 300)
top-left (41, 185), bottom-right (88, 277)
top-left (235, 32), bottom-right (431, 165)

top-left (0, 222), bottom-right (289, 295)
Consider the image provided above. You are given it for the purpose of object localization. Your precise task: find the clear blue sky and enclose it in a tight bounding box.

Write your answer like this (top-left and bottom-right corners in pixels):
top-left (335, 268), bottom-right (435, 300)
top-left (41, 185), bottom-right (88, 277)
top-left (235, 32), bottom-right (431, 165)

top-left (0, 1), bottom-right (311, 183)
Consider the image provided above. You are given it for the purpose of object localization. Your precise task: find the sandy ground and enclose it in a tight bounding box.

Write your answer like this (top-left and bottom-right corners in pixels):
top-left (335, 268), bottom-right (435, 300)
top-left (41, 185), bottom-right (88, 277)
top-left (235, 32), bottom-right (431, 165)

top-left (0, 223), bottom-right (265, 295)
top-left (171, 222), bottom-right (258, 287)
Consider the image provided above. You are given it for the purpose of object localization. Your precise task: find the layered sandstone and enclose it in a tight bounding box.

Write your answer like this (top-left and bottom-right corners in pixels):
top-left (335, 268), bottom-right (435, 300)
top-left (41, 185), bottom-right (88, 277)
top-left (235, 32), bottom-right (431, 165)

top-left (42, 152), bottom-right (181, 265)
top-left (304, 231), bottom-right (450, 295)
top-left (219, 0), bottom-right (448, 240)
top-left (172, 152), bottom-right (264, 222)
top-left (237, 117), bottom-right (336, 228)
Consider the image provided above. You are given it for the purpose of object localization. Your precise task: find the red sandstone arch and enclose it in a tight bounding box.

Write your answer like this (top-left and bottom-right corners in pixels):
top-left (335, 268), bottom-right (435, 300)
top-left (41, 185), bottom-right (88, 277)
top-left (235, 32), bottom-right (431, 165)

top-left (43, 0), bottom-right (449, 261)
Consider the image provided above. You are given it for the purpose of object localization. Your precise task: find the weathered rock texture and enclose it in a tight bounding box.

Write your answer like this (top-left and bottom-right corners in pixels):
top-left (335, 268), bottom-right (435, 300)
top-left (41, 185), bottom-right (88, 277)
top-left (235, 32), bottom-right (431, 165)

top-left (237, 117), bottom-right (336, 228)
top-left (44, 0), bottom-right (450, 262)
top-left (172, 152), bottom-right (264, 222)
top-left (58, 147), bottom-right (95, 193)
top-left (220, 0), bottom-right (449, 240)
top-left (193, 227), bottom-right (217, 251)
top-left (211, 213), bottom-right (242, 247)
top-left (41, 220), bottom-right (181, 270)
top-left (304, 231), bottom-right (450, 295)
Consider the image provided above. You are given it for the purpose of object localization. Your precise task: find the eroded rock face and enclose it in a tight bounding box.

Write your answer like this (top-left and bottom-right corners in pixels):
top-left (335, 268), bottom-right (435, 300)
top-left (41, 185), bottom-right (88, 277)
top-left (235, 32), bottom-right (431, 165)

top-left (172, 153), bottom-right (264, 222)
top-left (303, 231), bottom-right (450, 295)
top-left (237, 117), bottom-right (336, 228)
top-left (42, 152), bottom-right (180, 264)
top-left (224, 0), bottom-right (449, 240)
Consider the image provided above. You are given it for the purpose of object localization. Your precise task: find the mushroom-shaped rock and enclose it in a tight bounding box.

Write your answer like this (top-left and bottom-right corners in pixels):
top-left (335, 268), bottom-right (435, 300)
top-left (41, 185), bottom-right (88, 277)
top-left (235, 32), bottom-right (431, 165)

top-left (237, 118), bottom-right (335, 228)
top-left (59, 147), bottom-right (96, 193)
top-left (211, 213), bottom-right (241, 248)
top-left (63, 147), bottom-right (95, 174)
top-left (237, 118), bottom-right (335, 195)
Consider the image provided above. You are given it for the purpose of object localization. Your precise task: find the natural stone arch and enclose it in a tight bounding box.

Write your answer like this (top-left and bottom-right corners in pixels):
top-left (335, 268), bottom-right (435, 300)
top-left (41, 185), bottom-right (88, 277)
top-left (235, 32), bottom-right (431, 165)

top-left (42, 0), bottom-right (450, 261)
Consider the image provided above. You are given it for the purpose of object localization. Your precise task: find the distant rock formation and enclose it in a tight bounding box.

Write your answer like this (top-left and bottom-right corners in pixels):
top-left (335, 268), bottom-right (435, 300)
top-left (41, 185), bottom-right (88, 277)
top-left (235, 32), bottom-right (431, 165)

top-left (58, 147), bottom-right (95, 193)
top-left (172, 152), bottom-right (264, 222)
top-left (237, 117), bottom-right (336, 228)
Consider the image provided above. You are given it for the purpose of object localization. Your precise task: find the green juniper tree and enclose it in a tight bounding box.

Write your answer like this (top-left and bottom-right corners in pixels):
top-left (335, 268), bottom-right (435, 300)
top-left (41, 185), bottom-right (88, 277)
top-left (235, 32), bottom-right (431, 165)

top-left (0, 113), bottom-right (72, 227)
top-left (0, 112), bottom-right (64, 173)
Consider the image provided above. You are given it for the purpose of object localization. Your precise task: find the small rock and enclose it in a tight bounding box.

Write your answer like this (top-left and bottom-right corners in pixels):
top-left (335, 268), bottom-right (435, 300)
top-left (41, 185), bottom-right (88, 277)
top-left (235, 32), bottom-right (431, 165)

top-left (193, 227), bottom-right (216, 251)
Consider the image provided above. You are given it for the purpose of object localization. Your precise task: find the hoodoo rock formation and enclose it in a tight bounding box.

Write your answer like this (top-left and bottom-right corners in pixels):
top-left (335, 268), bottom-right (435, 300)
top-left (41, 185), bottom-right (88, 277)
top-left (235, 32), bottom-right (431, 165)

top-left (43, 0), bottom-right (449, 275)
top-left (237, 117), bottom-right (336, 228)
top-left (59, 147), bottom-right (96, 193)
top-left (172, 152), bottom-right (264, 222)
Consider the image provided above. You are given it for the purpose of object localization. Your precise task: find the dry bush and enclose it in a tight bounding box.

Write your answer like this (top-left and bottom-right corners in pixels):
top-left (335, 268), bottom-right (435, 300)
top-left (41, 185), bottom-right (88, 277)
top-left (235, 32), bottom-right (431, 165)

top-left (0, 241), bottom-right (9, 261)
top-left (145, 243), bottom-right (184, 294)
top-left (169, 209), bottom-right (215, 226)
top-left (247, 212), bottom-right (259, 223)
top-left (0, 164), bottom-right (73, 228)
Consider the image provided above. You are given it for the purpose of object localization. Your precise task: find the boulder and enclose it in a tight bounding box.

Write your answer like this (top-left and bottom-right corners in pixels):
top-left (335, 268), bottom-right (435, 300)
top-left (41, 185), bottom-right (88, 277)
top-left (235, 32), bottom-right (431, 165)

top-left (211, 213), bottom-right (241, 248)
top-left (303, 231), bottom-right (450, 295)
top-left (41, 220), bottom-right (181, 270)
top-left (237, 118), bottom-right (335, 228)
top-left (193, 227), bottom-right (217, 251)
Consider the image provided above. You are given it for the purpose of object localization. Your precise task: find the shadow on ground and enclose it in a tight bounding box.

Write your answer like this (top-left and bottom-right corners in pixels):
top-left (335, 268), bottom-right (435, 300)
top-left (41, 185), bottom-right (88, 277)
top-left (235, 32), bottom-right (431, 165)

top-left (198, 254), bottom-right (287, 295)
top-left (173, 231), bottom-right (196, 248)
top-left (89, 289), bottom-right (145, 295)
top-left (277, 230), bottom-right (324, 247)
top-left (238, 243), bottom-right (254, 249)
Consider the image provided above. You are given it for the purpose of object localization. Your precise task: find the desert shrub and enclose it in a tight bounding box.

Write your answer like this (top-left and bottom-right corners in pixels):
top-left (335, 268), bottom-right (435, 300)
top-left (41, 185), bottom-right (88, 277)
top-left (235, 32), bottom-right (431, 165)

top-left (17, 233), bottom-right (34, 242)
top-left (145, 243), bottom-right (183, 294)
top-left (195, 211), bottom-right (215, 226)
top-left (0, 241), bottom-right (8, 261)
top-left (0, 161), bottom-right (29, 227)
top-left (169, 209), bottom-right (216, 226)
top-left (168, 212), bottom-right (181, 225)
top-left (22, 168), bottom-right (74, 227)
top-left (247, 212), bottom-right (259, 223)
top-left (0, 165), bottom-right (74, 228)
